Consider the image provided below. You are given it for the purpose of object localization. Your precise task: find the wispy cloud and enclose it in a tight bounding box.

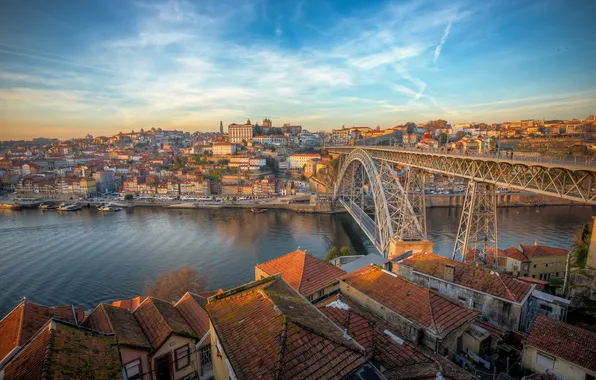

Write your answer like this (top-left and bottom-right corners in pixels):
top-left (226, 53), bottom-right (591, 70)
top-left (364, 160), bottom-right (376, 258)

top-left (433, 19), bottom-right (453, 64)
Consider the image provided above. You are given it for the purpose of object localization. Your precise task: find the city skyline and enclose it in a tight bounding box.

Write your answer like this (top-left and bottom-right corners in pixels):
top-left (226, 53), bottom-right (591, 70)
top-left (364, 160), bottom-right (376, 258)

top-left (1, 0), bottom-right (596, 140)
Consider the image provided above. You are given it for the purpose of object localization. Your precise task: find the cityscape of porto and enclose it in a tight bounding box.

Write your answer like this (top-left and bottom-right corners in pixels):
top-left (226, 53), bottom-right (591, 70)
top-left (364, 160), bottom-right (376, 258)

top-left (1, 0), bottom-right (596, 379)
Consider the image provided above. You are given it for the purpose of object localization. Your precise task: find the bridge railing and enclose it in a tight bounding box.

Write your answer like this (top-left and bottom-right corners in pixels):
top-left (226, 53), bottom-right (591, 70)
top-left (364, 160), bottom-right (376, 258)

top-left (329, 145), bottom-right (596, 168)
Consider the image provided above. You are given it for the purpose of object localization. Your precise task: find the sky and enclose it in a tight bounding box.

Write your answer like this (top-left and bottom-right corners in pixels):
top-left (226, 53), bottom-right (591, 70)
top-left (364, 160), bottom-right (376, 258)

top-left (1, 0), bottom-right (595, 139)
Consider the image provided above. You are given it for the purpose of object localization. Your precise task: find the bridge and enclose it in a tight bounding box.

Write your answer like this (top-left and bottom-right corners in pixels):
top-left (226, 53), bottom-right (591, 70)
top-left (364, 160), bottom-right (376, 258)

top-left (328, 145), bottom-right (596, 263)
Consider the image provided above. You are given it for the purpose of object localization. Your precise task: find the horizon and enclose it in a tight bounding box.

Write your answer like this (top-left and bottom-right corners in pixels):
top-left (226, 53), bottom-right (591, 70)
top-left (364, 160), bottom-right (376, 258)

top-left (1, 0), bottom-right (596, 140)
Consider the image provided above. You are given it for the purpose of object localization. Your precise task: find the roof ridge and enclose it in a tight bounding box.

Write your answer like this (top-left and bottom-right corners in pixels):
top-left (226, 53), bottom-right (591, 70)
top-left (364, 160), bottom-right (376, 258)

top-left (275, 315), bottom-right (289, 380)
top-left (495, 273), bottom-right (517, 301)
top-left (289, 318), bottom-right (363, 354)
top-left (208, 274), bottom-right (281, 303)
top-left (296, 251), bottom-right (308, 293)
top-left (15, 300), bottom-right (26, 346)
top-left (257, 249), bottom-right (306, 269)
top-left (41, 322), bottom-right (56, 380)
top-left (427, 290), bottom-right (439, 334)
top-left (99, 303), bottom-right (116, 334)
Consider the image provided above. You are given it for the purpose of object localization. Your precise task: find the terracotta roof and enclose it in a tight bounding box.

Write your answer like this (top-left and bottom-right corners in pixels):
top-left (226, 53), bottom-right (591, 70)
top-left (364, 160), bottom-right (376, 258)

top-left (473, 319), bottom-right (504, 340)
top-left (526, 316), bottom-right (596, 372)
top-left (111, 295), bottom-right (147, 310)
top-left (2, 319), bottom-right (124, 379)
top-left (256, 249), bottom-right (346, 296)
top-left (206, 276), bottom-right (367, 379)
top-left (82, 303), bottom-right (150, 349)
top-left (133, 297), bottom-right (197, 350)
top-left (317, 295), bottom-right (475, 380)
top-left (174, 292), bottom-right (210, 338)
top-left (400, 252), bottom-right (533, 303)
top-left (503, 247), bottom-right (528, 262)
top-left (464, 248), bottom-right (508, 267)
top-left (519, 244), bottom-right (569, 259)
top-left (342, 265), bottom-right (478, 338)
top-left (0, 299), bottom-right (83, 363)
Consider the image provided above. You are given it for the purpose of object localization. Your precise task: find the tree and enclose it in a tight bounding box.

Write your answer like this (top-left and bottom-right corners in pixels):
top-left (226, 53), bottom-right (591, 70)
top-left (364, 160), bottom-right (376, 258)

top-left (325, 246), bottom-right (351, 261)
top-left (145, 266), bottom-right (207, 302)
top-left (124, 194), bottom-right (134, 200)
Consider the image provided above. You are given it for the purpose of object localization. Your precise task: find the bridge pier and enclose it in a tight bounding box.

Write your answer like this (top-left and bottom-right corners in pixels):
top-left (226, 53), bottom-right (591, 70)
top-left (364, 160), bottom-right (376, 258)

top-left (452, 181), bottom-right (499, 267)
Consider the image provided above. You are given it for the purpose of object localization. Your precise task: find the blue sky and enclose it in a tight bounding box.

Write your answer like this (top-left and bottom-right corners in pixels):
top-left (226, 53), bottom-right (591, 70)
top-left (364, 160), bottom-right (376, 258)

top-left (1, 0), bottom-right (595, 139)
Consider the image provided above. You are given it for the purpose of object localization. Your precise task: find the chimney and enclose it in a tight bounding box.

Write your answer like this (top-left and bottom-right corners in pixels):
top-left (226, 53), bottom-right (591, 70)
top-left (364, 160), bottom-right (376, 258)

top-left (444, 264), bottom-right (455, 282)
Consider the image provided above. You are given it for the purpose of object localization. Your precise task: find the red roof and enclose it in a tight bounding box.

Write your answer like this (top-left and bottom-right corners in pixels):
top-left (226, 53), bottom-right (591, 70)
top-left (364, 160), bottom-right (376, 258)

top-left (256, 249), bottom-right (346, 296)
top-left (2, 319), bottom-right (124, 380)
top-left (174, 292), bottom-right (210, 338)
top-left (132, 297), bottom-right (198, 350)
top-left (400, 252), bottom-right (533, 303)
top-left (111, 295), bottom-right (147, 310)
top-left (526, 316), bottom-right (596, 372)
top-left (342, 265), bottom-right (478, 338)
top-left (519, 244), bottom-right (569, 258)
top-left (206, 275), bottom-right (367, 379)
top-left (0, 299), bottom-right (84, 363)
top-left (317, 295), bottom-right (475, 379)
top-left (82, 303), bottom-right (150, 349)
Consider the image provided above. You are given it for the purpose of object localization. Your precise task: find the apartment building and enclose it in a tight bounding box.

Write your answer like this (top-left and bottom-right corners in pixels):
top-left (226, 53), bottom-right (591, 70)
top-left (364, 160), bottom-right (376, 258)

top-left (228, 121), bottom-right (252, 144)
top-left (287, 153), bottom-right (321, 169)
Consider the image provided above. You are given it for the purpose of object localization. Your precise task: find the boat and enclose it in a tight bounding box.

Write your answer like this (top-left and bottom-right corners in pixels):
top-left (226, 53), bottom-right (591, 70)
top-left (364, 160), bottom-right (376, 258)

top-left (0, 202), bottom-right (20, 210)
top-left (250, 208), bottom-right (267, 213)
top-left (39, 203), bottom-right (58, 210)
top-left (98, 204), bottom-right (123, 212)
top-left (57, 203), bottom-right (82, 211)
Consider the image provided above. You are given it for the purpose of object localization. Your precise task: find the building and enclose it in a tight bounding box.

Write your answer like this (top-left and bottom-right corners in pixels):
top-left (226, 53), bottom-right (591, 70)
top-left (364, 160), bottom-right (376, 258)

top-left (287, 153), bottom-right (321, 169)
top-left (212, 142), bottom-right (236, 156)
top-left (0, 299), bottom-right (84, 366)
top-left (252, 176), bottom-right (280, 197)
top-left (93, 170), bottom-right (117, 193)
top-left (332, 127), bottom-right (351, 144)
top-left (0, 319), bottom-right (124, 380)
top-left (522, 316), bottom-right (596, 380)
top-left (228, 120), bottom-right (252, 144)
top-left (83, 303), bottom-right (151, 379)
top-left (316, 294), bottom-right (476, 379)
top-left (340, 265), bottom-right (479, 358)
top-left (395, 252), bottom-right (534, 331)
top-left (255, 249), bottom-right (346, 301)
top-left (503, 243), bottom-right (569, 280)
top-left (522, 290), bottom-right (570, 332)
top-left (205, 275), bottom-right (371, 380)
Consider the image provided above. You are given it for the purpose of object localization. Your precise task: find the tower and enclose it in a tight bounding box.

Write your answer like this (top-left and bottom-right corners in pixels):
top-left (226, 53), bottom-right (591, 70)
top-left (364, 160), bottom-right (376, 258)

top-left (220, 121), bottom-right (223, 134)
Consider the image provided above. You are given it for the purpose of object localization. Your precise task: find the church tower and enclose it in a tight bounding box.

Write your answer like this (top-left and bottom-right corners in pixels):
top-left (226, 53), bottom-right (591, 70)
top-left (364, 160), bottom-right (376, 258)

top-left (220, 121), bottom-right (223, 134)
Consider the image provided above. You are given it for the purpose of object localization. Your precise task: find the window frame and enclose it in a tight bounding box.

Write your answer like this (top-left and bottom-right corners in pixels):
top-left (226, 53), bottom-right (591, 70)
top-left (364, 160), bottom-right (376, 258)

top-left (536, 351), bottom-right (555, 369)
top-left (123, 357), bottom-right (143, 379)
top-left (175, 343), bottom-right (191, 372)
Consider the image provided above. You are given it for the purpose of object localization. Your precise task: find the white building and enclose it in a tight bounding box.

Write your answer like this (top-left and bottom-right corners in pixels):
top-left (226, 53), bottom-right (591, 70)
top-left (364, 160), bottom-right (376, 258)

top-left (213, 143), bottom-right (237, 156)
top-left (287, 154), bottom-right (321, 169)
top-left (228, 121), bottom-right (253, 144)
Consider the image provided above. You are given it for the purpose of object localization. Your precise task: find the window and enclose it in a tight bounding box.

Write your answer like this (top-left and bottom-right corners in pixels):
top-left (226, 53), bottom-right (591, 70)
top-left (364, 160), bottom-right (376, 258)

top-left (534, 264), bottom-right (537, 268)
top-left (473, 301), bottom-right (484, 311)
top-left (532, 275), bottom-right (536, 278)
top-left (317, 289), bottom-right (324, 299)
top-left (536, 351), bottom-right (555, 369)
top-left (200, 345), bottom-right (212, 366)
top-left (586, 374), bottom-right (595, 380)
top-left (556, 272), bottom-right (559, 277)
top-left (540, 304), bottom-right (553, 313)
top-left (125, 359), bottom-right (141, 379)
top-left (175, 344), bottom-right (190, 371)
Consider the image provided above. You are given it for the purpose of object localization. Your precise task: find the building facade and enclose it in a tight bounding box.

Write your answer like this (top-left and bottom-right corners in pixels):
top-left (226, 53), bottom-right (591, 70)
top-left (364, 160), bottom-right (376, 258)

top-left (228, 121), bottom-right (252, 144)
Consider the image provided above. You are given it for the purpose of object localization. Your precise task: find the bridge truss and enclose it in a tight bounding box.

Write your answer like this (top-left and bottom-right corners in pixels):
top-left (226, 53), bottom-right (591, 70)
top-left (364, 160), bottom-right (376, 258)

top-left (331, 146), bottom-right (596, 261)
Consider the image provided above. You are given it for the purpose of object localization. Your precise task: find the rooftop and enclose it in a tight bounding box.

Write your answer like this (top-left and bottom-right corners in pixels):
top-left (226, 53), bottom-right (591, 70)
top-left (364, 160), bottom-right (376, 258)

top-left (399, 252), bottom-right (533, 303)
top-left (256, 249), bottom-right (346, 296)
top-left (206, 275), bottom-right (367, 379)
top-left (342, 265), bottom-right (479, 338)
top-left (174, 292), bottom-right (210, 338)
top-left (111, 295), bottom-right (147, 310)
top-left (82, 303), bottom-right (151, 349)
top-left (525, 316), bottom-right (596, 372)
top-left (2, 319), bottom-right (123, 379)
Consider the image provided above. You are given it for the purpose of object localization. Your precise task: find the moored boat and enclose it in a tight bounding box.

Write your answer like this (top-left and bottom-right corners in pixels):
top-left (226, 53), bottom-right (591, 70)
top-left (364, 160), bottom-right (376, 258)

top-left (250, 208), bottom-right (267, 213)
top-left (57, 203), bottom-right (82, 211)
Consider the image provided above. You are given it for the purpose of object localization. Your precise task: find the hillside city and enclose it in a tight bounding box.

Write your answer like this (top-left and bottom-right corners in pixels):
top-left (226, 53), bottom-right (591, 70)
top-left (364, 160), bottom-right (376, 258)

top-left (1, 115), bottom-right (596, 380)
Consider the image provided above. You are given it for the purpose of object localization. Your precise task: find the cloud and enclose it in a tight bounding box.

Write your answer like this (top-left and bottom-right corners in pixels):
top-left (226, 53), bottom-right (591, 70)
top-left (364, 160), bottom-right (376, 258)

top-left (349, 46), bottom-right (422, 70)
top-left (434, 19), bottom-right (453, 64)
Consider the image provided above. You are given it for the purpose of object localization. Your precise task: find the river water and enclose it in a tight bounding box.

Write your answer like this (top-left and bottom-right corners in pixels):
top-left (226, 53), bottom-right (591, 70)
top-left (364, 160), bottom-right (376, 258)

top-left (0, 205), bottom-right (593, 316)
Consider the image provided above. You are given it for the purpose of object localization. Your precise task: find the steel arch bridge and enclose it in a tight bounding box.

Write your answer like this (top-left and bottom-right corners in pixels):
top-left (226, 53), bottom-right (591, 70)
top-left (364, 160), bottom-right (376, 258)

top-left (329, 146), bottom-right (596, 261)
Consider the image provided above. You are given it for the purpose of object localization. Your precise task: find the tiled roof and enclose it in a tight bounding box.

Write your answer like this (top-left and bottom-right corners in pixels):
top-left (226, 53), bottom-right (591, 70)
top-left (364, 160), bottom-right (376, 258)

top-left (111, 296), bottom-right (147, 310)
top-left (503, 247), bottom-right (528, 262)
top-left (400, 252), bottom-right (533, 303)
top-left (2, 319), bottom-right (124, 380)
top-left (519, 244), bottom-right (569, 258)
top-left (82, 303), bottom-right (150, 349)
top-left (525, 316), bottom-right (596, 372)
top-left (256, 249), bottom-right (346, 296)
top-left (206, 276), bottom-right (367, 379)
top-left (317, 295), bottom-right (475, 380)
top-left (133, 297), bottom-right (197, 350)
top-left (174, 292), bottom-right (210, 338)
top-left (0, 299), bottom-right (83, 363)
top-left (342, 265), bottom-right (478, 338)
top-left (473, 319), bottom-right (504, 340)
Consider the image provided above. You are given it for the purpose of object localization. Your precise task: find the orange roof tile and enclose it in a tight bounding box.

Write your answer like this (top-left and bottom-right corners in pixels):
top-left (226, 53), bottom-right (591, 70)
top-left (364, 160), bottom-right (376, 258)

top-left (82, 303), bottom-right (150, 349)
top-left (0, 299), bottom-right (84, 363)
top-left (133, 297), bottom-right (197, 350)
top-left (111, 296), bottom-right (147, 311)
top-left (2, 319), bottom-right (124, 380)
top-left (400, 252), bottom-right (533, 303)
top-left (519, 244), bottom-right (569, 258)
top-left (256, 249), bottom-right (346, 296)
top-left (317, 295), bottom-right (475, 380)
top-left (526, 316), bottom-right (596, 372)
top-left (206, 276), bottom-right (367, 379)
top-left (342, 265), bottom-right (479, 338)
top-left (174, 292), bottom-right (210, 338)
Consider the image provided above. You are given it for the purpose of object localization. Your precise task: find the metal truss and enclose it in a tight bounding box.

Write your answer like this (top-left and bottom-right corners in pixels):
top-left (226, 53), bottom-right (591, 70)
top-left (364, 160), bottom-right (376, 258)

top-left (334, 149), bottom-right (427, 256)
top-left (329, 146), bottom-right (596, 205)
top-left (452, 181), bottom-right (498, 266)
top-left (402, 167), bottom-right (427, 240)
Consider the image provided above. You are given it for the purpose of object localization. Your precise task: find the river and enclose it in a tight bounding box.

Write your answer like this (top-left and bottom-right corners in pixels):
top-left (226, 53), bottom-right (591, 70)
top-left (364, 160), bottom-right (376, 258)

top-left (0, 205), bottom-right (593, 316)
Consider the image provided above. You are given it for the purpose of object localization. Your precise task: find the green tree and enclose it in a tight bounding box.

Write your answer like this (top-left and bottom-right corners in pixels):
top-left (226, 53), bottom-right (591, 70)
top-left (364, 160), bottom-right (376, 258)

top-left (340, 246), bottom-right (351, 257)
top-left (325, 246), bottom-right (351, 261)
top-left (124, 194), bottom-right (134, 201)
